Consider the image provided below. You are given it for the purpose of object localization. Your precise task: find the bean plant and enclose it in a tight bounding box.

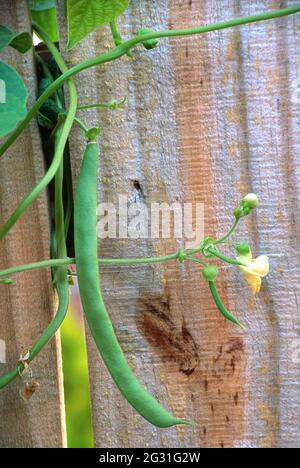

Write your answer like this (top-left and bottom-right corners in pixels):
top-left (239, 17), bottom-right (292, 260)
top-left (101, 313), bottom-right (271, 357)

top-left (1, 1), bottom-right (298, 427)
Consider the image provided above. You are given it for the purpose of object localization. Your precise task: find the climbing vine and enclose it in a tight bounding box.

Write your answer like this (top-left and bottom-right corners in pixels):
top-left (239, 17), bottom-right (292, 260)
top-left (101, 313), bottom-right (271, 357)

top-left (1, 1), bottom-right (299, 427)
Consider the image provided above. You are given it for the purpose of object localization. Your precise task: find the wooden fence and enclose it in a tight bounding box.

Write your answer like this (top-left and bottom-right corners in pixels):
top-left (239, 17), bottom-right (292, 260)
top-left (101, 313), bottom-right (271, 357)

top-left (0, 0), bottom-right (299, 448)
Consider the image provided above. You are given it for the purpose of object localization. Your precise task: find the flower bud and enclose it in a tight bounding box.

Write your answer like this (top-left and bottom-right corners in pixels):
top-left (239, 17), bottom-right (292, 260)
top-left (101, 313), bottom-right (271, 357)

top-left (242, 206), bottom-right (251, 216)
top-left (234, 193), bottom-right (259, 218)
top-left (234, 207), bottom-right (243, 219)
top-left (137, 28), bottom-right (159, 50)
top-left (202, 265), bottom-right (219, 282)
top-left (242, 193), bottom-right (259, 209)
top-left (236, 243), bottom-right (251, 255)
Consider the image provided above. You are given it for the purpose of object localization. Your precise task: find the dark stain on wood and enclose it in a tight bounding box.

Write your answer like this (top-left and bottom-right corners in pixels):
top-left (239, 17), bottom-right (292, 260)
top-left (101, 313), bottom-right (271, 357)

top-left (204, 377), bottom-right (208, 392)
top-left (214, 345), bottom-right (223, 363)
top-left (234, 392), bottom-right (239, 406)
top-left (230, 355), bottom-right (236, 374)
top-left (226, 337), bottom-right (244, 354)
top-left (222, 337), bottom-right (244, 376)
top-left (138, 293), bottom-right (199, 375)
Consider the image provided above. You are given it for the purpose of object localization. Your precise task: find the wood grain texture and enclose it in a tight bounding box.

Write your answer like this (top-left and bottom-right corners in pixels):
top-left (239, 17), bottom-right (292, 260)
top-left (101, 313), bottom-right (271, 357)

top-left (0, 0), bottom-right (66, 448)
top-left (59, 0), bottom-right (300, 447)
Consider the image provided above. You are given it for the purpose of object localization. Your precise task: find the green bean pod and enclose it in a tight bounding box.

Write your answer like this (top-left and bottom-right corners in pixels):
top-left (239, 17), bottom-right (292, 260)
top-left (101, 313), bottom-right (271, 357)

top-left (74, 141), bottom-right (190, 428)
top-left (209, 281), bottom-right (245, 329)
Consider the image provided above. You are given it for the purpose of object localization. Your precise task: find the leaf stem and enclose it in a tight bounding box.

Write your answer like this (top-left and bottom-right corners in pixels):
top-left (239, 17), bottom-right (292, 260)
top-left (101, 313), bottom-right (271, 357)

top-left (74, 117), bottom-right (89, 133)
top-left (186, 256), bottom-right (208, 266)
top-left (110, 19), bottom-right (123, 46)
top-left (207, 247), bottom-right (243, 266)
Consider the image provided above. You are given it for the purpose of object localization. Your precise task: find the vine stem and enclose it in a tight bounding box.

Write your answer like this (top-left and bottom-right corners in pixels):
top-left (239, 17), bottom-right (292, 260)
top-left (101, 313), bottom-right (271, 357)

top-left (77, 97), bottom-right (127, 111)
top-left (215, 218), bottom-right (239, 244)
top-left (1, 6), bottom-right (299, 158)
top-left (0, 27), bottom-right (74, 389)
top-left (0, 252), bottom-right (187, 278)
top-left (0, 25), bottom-right (78, 239)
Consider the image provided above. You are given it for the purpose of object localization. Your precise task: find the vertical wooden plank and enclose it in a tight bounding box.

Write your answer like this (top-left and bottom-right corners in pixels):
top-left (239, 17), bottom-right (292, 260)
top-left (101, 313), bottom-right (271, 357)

top-left (59, 0), bottom-right (300, 447)
top-left (0, 0), bottom-right (66, 448)
top-left (169, 0), bottom-right (300, 448)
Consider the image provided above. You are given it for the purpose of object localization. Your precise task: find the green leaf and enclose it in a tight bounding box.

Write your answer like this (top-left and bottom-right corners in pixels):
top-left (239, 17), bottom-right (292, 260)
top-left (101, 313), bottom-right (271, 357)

top-left (10, 33), bottom-right (33, 54)
top-left (29, 0), bottom-right (55, 11)
top-left (30, 6), bottom-right (59, 42)
top-left (0, 25), bottom-right (32, 53)
top-left (0, 60), bottom-right (28, 139)
top-left (66, 0), bottom-right (131, 49)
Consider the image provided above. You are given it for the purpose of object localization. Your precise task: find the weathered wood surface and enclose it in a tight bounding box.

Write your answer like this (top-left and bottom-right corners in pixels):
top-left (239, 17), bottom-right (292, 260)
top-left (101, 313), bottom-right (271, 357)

top-left (0, 0), bottom-right (298, 450)
top-left (59, 0), bottom-right (300, 448)
top-left (0, 0), bottom-right (66, 448)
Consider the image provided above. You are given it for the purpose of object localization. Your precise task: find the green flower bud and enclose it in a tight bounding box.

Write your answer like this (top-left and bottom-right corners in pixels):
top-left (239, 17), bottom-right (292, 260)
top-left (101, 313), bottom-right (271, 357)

top-left (234, 207), bottom-right (243, 219)
top-left (236, 243), bottom-right (251, 255)
top-left (202, 265), bottom-right (219, 282)
top-left (242, 193), bottom-right (259, 209)
top-left (137, 28), bottom-right (159, 50)
top-left (242, 206), bottom-right (251, 216)
top-left (234, 193), bottom-right (259, 218)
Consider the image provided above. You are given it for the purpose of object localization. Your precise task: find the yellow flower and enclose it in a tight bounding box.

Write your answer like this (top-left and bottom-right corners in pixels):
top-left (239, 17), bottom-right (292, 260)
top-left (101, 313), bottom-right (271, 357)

top-left (237, 252), bottom-right (269, 295)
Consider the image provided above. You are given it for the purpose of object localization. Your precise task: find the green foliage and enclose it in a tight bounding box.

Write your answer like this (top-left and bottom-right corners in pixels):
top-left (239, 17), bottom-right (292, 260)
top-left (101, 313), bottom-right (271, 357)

top-left (30, 1), bottom-right (59, 42)
top-left (38, 77), bottom-right (63, 128)
top-left (61, 308), bottom-right (93, 448)
top-left (0, 61), bottom-right (28, 139)
top-left (0, 25), bottom-right (32, 53)
top-left (29, 0), bottom-right (56, 11)
top-left (66, 0), bottom-right (131, 49)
